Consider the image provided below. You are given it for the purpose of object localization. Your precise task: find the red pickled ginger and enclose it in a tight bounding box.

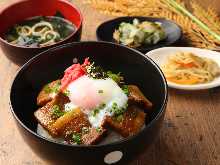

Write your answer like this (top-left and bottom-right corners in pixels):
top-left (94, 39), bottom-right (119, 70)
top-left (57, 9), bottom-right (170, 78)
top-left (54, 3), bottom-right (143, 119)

top-left (61, 58), bottom-right (90, 90)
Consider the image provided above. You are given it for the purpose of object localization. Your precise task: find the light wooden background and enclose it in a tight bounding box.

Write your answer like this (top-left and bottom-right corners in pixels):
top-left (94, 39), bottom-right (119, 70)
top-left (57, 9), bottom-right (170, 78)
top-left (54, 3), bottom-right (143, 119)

top-left (0, 0), bottom-right (219, 165)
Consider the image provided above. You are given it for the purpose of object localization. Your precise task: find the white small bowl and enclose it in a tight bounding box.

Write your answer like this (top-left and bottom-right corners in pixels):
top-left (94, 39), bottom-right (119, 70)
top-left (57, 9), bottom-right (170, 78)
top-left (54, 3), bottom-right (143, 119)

top-left (146, 47), bottom-right (220, 90)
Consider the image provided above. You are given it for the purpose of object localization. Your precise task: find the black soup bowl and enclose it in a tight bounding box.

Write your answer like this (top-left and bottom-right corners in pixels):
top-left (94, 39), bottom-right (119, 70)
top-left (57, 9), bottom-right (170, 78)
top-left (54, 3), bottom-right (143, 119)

top-left (10, 41), bottom-right (168, 165)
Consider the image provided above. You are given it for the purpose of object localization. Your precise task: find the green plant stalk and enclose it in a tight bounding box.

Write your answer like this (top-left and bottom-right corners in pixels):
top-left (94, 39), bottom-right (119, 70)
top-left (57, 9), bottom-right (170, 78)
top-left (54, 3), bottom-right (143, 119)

top-left (164, 0), bottom-right (220, 41)
top-left (198, 7), bottom-right (220, 33)
top-left (162, 0), bottom-right (183, 15)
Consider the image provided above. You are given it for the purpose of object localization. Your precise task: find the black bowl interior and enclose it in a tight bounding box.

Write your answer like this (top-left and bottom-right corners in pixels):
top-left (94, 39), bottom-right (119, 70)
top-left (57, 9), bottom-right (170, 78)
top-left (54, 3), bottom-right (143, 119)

top-left (10, 42), bottom-right (167, 146)
top-left (96, 16), bottom-right (182, 53)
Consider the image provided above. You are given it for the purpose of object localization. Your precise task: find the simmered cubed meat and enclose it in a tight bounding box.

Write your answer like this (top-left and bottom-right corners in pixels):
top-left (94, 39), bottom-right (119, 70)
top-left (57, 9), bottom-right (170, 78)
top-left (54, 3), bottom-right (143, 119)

top-left (104, 105), bottom-right (146, 137)
top-left (34, 101), bottom-right (58, 136)
top-left (37, 80), bottom-right (61, 106)
top-left (54, 108), bottom-right (91, 137)
top-left (81, 127), bottom-right (107, 145)
top-left (34, 93), bottom-right (70, 136)
top-left (128, 85), bottom-right (153, 110)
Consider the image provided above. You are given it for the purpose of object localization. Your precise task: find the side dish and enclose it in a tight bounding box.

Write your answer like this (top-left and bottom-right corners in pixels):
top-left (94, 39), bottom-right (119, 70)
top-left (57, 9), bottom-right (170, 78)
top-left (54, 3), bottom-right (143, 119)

top-left (162, 52), bottom-right (220, 85)
top-left (4, 15), bottom-right (76, 47)
top-left (113, 18), bottom-right (166, 48)
top-left (34, 58), bottom-right (153, 145)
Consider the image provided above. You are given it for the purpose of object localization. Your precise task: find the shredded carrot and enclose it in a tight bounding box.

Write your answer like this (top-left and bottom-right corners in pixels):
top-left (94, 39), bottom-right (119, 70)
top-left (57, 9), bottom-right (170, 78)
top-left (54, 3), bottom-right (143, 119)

top-left (175, 61), bottom-right (197, 68)
top-left (167, 76), bottom-right (200, 85)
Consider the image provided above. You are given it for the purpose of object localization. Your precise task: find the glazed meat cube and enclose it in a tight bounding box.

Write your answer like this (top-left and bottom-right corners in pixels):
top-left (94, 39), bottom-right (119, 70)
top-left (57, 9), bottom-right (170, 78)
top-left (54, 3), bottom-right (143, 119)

top-left (34, 101), bottom-right (58, 136)
top-left (81, 127), bottom-right (107, 145)
top-left (54, 108), bottom-right (91, 137)
top-left (35, 92), bottom-right (106, 144)
top-left (34, 93), bottom-right (70, 136)
top-left (105, 105), bottom-right (146, 137)
top-left (37, 80), bottom-right (61, 106)
top-left (128, 85), bottom-right (153, 110)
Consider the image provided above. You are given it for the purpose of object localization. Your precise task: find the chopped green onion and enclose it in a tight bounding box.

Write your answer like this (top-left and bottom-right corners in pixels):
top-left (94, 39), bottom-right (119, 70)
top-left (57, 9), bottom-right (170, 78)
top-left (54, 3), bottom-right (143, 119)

top-left (122, 85), bottom-right (129, 96)
top-left (43, 84), bottom-right (51, 93)
top-left (44, 80), bottom-right (61, 94)
top-left (107, 71), bottom-right (122, 84)
top-left (99, 103), bottom-right (106, 109)
top-left (51, 105), bottom-right (65, 118)
top-left (110, 102), bottom-right (126, 116)
top-left (91, 103), bottom-right (106, 117)
top-left (52, 81), bottom-right (61, 93)
top-left (72, 133), bottom-right (81, 144)
top-left (63, 89), bottom-right (70, 96)
top-left (96, 127), bottom-right (102, 133)
top-left (91, 108), bottom-right (100, 117)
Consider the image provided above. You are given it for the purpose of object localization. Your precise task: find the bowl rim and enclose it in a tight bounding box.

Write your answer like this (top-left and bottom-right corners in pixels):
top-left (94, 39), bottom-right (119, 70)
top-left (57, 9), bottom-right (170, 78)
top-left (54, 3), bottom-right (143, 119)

top-left (9, 41), bottom-right (168, 148)
top-left (96, 16), bottom-right (182, 52)
top-left (0, 0), bottom-right (83, 49)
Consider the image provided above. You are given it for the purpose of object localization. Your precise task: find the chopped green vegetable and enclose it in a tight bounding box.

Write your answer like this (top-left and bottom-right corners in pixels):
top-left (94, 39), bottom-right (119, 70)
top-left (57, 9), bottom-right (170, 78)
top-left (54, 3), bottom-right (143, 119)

top-left (51, 105), bottom-right (65, 118)
top-left (52, 81), bottom-right (61, 93)
top-left (122, 85), bottom-right (129, 96)
top-left (43, 84), bottom-right (51, 93)
top-left (91, 108), bottom-right (100, 117)
top-left (107, 71), bottom-right (123, 84)
top-left (44, 81), bottom-right (61, 94)
top-left (110, 102), bottom-right (126, 116)
top-left (91, 103), bottom-right (106, 117)
top-left (72, 133), bottom-right (81, 144)
top-left (63, 89), bottom-right (70, 96)
top-left (96, 127), bottom-right (102, 133)
top-left (110, 102), bottom-right (128, 122)
top-left (99, 103), bottom-right (106, 109)
top-left (112, 102), bottom-right (118, 109)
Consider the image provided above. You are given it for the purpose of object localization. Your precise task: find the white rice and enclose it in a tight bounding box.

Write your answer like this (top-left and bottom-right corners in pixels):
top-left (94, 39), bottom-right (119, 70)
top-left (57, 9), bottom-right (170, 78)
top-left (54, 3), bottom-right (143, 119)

top-left (37, 124), bottom-right (123, 145)
top-left (37, 124), bottom-right (64, 143)
top-left (37, 124), bottom-right (145, 145)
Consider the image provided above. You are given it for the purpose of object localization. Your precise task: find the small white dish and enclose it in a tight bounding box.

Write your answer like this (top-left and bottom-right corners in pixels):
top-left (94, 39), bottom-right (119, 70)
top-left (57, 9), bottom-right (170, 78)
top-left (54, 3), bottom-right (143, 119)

top-left (146, 47), bottom-right (220, 90)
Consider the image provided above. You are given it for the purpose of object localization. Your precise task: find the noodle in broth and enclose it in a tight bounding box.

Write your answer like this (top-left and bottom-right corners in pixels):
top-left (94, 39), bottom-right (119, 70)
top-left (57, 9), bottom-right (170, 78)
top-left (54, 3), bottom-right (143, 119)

top-left (4, 16), bottom-right (76, 47)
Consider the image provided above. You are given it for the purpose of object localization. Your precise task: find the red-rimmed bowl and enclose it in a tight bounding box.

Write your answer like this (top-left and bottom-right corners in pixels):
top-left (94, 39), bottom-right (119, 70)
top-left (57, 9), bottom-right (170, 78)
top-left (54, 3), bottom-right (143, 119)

top-left (0, 0), bottom-right (83, 66)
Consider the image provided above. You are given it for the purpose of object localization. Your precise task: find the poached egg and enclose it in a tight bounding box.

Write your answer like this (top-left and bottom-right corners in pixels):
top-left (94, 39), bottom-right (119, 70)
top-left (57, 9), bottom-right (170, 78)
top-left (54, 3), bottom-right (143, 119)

top-left (65, 75), bottom-right (128, 127)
